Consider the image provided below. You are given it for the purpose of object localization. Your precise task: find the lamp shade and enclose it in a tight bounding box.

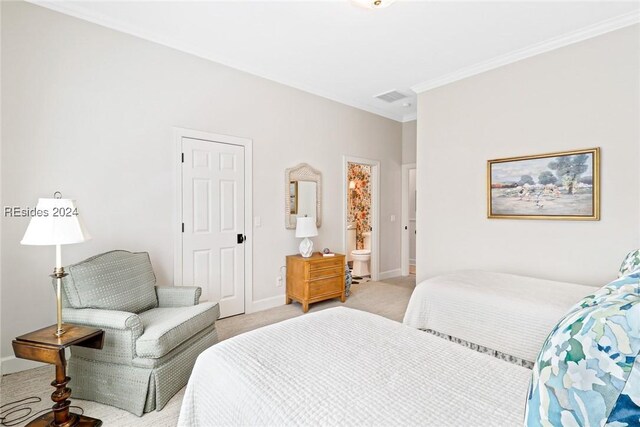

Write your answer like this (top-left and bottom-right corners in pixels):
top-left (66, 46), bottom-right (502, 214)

top-left (21, 198), bottom-right (91, 245)
top-left (295, 217), bottom-right (318, 238)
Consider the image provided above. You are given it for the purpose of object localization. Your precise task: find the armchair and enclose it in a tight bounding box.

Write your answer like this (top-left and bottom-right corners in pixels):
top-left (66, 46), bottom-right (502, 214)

top-left (58, 250), bottom-right (219, 416)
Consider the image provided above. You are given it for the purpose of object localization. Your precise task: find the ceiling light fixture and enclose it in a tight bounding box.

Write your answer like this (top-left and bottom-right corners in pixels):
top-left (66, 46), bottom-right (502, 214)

top-left (351, 0), bottom-right (397, 9)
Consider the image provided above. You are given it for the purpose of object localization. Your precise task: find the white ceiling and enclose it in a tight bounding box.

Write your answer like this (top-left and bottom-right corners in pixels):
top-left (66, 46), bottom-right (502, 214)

top-left (33, 1), bottom-right (639, 122)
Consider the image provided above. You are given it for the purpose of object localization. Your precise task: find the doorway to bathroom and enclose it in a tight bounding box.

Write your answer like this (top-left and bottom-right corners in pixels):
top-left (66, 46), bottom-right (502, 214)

top-left (401, 163), bottom-right (416, 276)
top-left (342, 156), bottom-right (380, 282)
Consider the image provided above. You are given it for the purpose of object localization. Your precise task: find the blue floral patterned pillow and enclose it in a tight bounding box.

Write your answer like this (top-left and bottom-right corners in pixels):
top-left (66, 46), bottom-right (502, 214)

top-left (525, 273), bottom-right (640, 426)
top-left (619, 249), bottom-right (640, 277)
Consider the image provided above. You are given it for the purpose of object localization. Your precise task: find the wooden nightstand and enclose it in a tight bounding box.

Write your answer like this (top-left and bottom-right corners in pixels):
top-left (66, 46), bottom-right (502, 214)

top-left (286, 252), bottom-right (346, 312)
top-left (12, 324), bottom-right (105, 427)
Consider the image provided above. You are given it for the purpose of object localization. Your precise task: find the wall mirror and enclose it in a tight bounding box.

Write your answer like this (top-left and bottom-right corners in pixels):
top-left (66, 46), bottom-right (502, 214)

top-left (285, 163), bottom-right (322, 229)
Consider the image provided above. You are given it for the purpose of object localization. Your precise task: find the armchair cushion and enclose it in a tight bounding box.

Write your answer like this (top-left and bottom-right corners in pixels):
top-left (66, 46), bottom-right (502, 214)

top-left (156, 286), bottom-right (202, 307)
top-left (136, 302), bottom-right (219, 358)
top-left (62, 250), bottom-right (158, 313)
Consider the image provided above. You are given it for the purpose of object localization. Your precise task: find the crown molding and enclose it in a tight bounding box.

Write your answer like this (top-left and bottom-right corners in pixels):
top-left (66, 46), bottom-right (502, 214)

top-left (412, 10), bottom-right (640, 94)
top-left (28, 1), bottom-right (407, 123)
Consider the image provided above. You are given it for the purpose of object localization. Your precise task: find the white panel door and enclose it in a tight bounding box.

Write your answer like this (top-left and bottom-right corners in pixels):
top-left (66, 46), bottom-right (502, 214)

top-left (182, 137), bottom-right (245, 318)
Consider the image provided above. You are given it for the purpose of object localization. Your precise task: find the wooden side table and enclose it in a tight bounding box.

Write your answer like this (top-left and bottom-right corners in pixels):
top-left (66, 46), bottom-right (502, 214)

top-left (12, 323), bottom-right (105, 427)
top-left (286, 252), bottom-right (346, 312)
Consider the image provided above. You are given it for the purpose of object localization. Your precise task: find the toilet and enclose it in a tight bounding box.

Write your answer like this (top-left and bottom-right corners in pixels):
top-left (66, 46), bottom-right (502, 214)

top-left (351, 232), bottom-right (371, 277)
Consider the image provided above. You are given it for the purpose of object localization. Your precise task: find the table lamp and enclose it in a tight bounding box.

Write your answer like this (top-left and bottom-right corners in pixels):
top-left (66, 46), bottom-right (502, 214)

top-left (21, 193), bottom-right (91, 337)
top-left (295, 217), bottom-right (317, 258)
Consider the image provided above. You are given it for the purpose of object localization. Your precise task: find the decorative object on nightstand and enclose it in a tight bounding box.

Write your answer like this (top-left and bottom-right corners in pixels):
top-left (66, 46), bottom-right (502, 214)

top-left (21, 192), bottom-right (91, 337)
top-left (286, 252), bottom-right (346, 312)
top-left (12, 324), bottom-right (104, 427)
top-left (295, 216), bottom-right (318, 258)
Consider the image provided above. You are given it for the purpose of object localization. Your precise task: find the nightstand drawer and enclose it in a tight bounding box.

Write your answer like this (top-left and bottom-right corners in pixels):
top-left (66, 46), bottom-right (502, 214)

top-left (308, 257), bottom-right (342, 271)
top-left (308, 276), bottom-right (343, 296)
top-left (308, 264), bottom-right (343, 280)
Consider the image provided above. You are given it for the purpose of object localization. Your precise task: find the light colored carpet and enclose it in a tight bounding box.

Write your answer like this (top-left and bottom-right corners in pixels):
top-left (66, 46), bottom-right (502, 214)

top-left (1, 276), bottom-right (415, 427)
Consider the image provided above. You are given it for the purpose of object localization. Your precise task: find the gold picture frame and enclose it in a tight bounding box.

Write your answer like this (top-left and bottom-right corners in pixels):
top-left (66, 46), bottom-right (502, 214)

top-left (487, 148), bottom-right (600, 220)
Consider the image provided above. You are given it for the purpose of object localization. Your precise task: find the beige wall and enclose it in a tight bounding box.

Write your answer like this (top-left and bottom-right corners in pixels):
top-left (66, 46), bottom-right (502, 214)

top-left (402, 120), bottom-right (417, 164)
top-left (416, 25), bottom-right (639, 286)
top-left (0, 2), bottom-right (402, 367)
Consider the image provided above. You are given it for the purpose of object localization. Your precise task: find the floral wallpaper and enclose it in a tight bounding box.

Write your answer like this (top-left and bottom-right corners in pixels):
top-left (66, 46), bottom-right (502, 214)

top-left (348, 163), bottom-right (371, 249)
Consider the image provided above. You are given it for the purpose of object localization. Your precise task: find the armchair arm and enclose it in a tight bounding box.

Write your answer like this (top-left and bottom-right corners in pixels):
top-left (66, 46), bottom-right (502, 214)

top-left (156, 286), bottom-right (202, 307)
top-left (62, 308), bottom-right (144, 364)
top-left (62, 308), bottom-right (143, 332)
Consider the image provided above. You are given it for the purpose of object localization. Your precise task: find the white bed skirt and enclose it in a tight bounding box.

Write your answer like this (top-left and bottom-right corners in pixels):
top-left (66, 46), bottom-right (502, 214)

top-left (403, 270), bottom-right (597, 364)
top-left (179, 307), bottom-right (531, 426)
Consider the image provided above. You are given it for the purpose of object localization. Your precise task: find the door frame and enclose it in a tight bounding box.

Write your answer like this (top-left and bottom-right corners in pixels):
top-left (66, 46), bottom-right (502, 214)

top-left (173, 127), bottom-right (253, 313)
top-left (401, 163), bottom-right (416, 276)
top-left (342, 155), bottom-right (380, 281)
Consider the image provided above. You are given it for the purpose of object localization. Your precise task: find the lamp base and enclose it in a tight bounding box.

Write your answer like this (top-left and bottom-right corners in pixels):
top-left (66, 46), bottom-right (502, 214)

top-left (50, 266), bottom-right (68, 338)
top-left (299, 237), bottom-right (313, 258)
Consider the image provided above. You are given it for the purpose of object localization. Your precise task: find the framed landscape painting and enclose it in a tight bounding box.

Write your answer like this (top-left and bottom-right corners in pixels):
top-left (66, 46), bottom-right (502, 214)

top-left (487, 148), bottom-right (600, 220)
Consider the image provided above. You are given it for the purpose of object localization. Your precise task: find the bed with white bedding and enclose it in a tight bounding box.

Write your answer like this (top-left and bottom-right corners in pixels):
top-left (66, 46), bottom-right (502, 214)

top-left (179, 307), bottom-right (531, 426)
top-left (403, 270), bottom-right (597, 365)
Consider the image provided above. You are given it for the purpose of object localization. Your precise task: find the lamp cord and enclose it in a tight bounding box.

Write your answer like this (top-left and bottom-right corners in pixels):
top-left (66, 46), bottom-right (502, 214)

top-left (0, 397), bottom-right (84, 426)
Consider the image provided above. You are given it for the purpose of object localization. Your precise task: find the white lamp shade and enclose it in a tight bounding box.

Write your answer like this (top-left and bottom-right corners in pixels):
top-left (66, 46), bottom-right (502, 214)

top-left (295, 217), bottom-right (318, 238)
top-left (21, 198), bottom-right (91, 245)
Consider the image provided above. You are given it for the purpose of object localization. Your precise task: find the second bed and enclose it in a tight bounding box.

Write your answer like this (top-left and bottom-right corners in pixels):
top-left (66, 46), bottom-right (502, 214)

top-left (403, 270), bottom-right (597, 365)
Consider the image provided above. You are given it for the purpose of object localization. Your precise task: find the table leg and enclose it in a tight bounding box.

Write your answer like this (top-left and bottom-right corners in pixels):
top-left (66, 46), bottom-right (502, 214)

top-left (27, 359), bottom-right (102, 427)
top-left (51, 361), bottom-right (78, 427)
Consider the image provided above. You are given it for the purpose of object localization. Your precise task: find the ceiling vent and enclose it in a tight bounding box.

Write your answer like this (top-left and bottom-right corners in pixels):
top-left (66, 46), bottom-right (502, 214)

top-left (375, 90), bottom-right (408, 103)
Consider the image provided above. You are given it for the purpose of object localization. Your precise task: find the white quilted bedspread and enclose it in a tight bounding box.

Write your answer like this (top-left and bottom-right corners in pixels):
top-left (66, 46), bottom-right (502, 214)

top-left (178, 307), bottom-right (531, 426)
top-left (403, 270), bottom-right (597, 364)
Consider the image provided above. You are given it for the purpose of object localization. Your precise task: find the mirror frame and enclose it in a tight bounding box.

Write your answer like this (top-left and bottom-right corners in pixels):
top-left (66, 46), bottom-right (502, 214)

top-left (285, 163), bottom-right (322, 229)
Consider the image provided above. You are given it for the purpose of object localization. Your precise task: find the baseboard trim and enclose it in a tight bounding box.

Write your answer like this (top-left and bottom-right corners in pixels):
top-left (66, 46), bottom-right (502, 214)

top-left (379, 268), bottom-right (402, 280)
top-left (246, 295), bottom-right (284, 314)
top-left (1, 355), bottom-right (46, 375)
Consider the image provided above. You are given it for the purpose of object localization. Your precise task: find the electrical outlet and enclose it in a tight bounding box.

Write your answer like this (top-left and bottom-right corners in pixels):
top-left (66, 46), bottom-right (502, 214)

top-left (276, 276), bottom-right (283, 287)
